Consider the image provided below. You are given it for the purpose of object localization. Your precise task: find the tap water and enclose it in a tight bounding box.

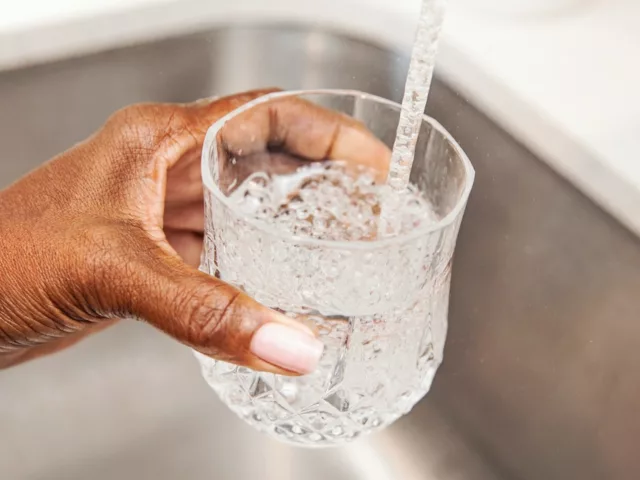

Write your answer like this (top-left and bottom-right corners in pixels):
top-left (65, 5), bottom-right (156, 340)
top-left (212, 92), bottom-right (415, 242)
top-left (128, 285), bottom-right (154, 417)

top-left (377, 0), bottom-right (447, 236)
top-left (388, 0), bottom-right (448, 191)
top-left (196, 1), bottom-right (451, 446)
top-left (229, 163), bottom-right (438, 241)
top-left (198, 162), bottom-right (450, 445)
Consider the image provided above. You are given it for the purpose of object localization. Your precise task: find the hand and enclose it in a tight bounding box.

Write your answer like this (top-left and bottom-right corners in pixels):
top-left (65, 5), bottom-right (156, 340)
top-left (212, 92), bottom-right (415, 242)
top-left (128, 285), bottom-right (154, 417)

top-left (0, 90), bottom-right (390, 372)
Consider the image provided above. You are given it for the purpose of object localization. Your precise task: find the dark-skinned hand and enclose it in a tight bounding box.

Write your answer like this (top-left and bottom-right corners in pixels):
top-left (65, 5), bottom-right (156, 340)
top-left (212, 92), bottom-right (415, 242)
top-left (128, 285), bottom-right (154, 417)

top-left (0, 89), bottom-right (390, 373)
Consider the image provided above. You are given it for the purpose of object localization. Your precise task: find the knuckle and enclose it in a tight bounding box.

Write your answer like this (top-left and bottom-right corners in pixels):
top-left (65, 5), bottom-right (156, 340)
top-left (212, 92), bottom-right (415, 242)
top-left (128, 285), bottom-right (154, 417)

top-left (105, 104), bottom-right (191, 153)
top-left (181, 283), bottom-right (244, 349)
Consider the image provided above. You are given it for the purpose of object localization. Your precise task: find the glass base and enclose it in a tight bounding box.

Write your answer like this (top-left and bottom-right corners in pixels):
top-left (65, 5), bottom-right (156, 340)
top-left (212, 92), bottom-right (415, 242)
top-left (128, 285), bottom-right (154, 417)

top-left (194, 350), bottom-right (440, 447)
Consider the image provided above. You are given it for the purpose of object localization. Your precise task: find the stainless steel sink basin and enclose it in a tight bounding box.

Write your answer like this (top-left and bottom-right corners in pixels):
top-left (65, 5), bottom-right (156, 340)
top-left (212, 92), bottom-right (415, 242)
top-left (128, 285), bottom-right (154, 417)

top-left (1, 25), bottom-right (640, 480)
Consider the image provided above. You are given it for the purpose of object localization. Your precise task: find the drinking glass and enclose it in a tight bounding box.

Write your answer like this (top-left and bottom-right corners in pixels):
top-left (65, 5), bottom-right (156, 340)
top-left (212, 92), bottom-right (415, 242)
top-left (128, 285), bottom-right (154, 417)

top-left (195, 89), bottom-right (474, 446)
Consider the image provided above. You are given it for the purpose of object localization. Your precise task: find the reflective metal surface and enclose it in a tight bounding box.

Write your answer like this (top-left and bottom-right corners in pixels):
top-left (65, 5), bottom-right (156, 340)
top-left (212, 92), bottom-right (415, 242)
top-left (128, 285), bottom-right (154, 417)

top-left (1, 25), bottom-right (639, 480)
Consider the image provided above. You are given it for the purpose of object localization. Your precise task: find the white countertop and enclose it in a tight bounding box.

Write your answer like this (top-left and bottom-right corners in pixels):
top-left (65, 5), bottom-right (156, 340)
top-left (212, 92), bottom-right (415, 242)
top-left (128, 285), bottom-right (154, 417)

top-left (1, 0), bottom-right (639, 235)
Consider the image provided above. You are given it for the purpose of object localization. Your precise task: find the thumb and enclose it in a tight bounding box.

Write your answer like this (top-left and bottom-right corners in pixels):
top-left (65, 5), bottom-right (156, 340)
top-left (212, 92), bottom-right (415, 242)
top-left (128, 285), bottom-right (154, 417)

top-left (109, 238), bottom-right (324, 375)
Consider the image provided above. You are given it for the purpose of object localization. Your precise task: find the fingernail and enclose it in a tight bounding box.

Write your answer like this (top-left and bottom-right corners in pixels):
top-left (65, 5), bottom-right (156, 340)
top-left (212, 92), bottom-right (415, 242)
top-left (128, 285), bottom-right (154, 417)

top-left (251, 323), bottom-right (324, 374)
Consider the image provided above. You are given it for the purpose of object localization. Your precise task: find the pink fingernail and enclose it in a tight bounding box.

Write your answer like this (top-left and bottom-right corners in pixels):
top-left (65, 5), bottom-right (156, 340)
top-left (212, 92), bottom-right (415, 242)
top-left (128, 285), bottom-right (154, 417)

top-left (250, 323), bottom-right (324, 374)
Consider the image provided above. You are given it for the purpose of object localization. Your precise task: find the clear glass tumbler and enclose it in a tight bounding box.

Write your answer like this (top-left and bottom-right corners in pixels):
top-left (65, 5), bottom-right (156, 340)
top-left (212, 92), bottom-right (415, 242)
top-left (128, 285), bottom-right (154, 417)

top-left (195, 90), bottom-right (474, 446)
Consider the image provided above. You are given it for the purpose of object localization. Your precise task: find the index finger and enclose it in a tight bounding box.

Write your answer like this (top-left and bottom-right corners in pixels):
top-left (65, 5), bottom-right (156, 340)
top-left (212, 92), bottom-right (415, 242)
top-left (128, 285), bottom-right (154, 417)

top-left (218, 97), bottom-right (391, 181)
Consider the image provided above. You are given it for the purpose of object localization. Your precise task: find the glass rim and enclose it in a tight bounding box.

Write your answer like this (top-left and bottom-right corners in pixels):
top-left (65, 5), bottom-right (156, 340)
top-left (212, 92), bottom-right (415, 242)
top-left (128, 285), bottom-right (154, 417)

top-left (201, 89), bottom-right (475, 250)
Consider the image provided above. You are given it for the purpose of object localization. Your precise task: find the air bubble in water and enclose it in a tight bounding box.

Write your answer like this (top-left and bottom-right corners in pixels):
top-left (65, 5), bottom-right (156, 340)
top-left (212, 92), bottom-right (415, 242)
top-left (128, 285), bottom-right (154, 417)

top-left (228, 163), bottom-right (438, 241)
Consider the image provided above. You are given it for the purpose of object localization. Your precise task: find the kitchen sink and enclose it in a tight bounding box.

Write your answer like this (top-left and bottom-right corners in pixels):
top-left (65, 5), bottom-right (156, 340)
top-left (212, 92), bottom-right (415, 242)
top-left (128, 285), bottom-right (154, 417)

top-left (1, 25), bottom-right (640, 480)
